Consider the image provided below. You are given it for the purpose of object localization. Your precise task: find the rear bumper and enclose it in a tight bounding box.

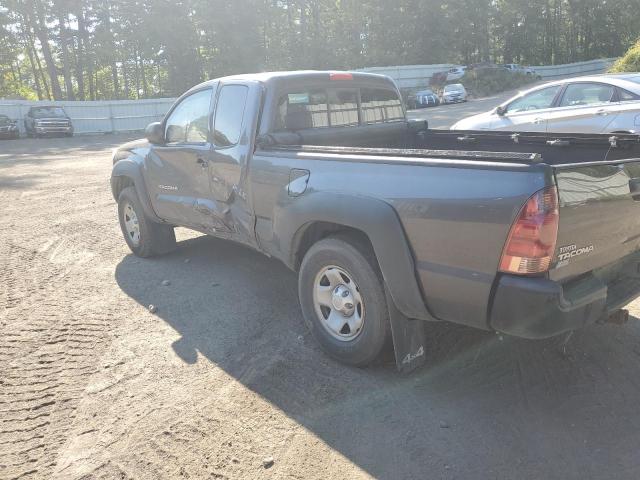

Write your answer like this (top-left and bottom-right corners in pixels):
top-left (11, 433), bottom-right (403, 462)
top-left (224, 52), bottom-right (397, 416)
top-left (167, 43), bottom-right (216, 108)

top-left (489, 267), bottom-right (640, 339)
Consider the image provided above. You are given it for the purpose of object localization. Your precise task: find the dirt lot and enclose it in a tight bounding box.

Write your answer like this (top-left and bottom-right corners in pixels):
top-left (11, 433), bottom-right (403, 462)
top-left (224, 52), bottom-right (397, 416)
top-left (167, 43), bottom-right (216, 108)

top-left (2, 134), bottom-right (640, 480)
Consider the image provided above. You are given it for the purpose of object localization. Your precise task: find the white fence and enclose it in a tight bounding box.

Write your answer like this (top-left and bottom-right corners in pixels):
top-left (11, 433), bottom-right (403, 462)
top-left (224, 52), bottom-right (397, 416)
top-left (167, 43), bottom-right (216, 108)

top-left (358, 58), bottom-right (618, 89)
top-left (0, 98), bottom-right (175, 135)
top-left (358, 64), bottom-right (459, 89)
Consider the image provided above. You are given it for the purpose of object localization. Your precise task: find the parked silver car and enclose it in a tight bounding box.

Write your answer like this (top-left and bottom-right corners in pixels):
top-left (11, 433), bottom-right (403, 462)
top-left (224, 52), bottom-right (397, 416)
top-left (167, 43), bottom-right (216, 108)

top-left (446, 66), bottom-right (466, 82)
top-left (441, 83), bottom-right (468, 103)
top-left (451, 74), bottom-right (640, 133)
top-left (502, 63), bottom-right (537, 76)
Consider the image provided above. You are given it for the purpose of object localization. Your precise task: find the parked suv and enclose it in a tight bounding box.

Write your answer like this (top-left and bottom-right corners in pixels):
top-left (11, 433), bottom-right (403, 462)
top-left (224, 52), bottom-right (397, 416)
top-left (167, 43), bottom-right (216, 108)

top-left (24, 106), bottom-right (73, 138)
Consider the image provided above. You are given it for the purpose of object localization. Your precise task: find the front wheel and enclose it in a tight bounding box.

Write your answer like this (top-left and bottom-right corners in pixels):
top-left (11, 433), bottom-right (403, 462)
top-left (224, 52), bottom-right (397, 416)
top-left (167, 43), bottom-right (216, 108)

top-left (298, 236), bottom-right (390, 366)
top-left (117, 186), bottom-right (176, 257)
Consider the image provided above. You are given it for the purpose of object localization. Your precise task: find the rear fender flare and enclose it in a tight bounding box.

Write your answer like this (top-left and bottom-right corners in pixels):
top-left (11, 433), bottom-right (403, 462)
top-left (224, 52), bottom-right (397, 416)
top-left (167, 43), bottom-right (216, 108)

top-left (281, 192), bottom-right (434, 321)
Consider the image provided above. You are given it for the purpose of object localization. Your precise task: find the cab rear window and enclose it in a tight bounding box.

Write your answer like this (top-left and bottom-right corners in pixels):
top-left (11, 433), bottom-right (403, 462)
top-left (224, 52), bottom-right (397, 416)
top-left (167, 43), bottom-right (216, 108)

top-left (360, 88), bottom-right (404, 124)
top-left (274, 87), bottom-right (403, 131)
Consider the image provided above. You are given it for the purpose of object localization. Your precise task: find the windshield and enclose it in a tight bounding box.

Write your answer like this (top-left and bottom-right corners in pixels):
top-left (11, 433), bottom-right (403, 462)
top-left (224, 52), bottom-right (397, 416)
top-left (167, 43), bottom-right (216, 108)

top-left (444, 84), bottom-right (464, 92)
top-left (31, 107), bottom-right (67, 118)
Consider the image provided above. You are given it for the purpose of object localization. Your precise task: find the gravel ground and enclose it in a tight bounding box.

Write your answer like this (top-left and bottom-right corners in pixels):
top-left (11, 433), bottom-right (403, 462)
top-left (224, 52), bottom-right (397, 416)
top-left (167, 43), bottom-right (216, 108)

top-left (2, 134), bottom-right (640, 480)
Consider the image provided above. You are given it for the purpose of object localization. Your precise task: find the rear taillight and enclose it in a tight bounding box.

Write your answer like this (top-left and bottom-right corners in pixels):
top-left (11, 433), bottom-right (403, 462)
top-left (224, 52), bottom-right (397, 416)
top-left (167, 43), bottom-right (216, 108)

top-left (499, 186), bottom-right (559, 275)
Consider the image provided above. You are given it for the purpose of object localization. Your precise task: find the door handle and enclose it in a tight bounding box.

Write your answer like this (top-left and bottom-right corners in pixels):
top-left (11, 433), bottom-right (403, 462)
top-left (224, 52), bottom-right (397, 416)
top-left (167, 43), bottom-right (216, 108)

top-left (196, 157), bottom-right (208, 167)
top-left (533, 117), bottom-right (544, 124)
top-left (596, 109), bottom-right (609, 116)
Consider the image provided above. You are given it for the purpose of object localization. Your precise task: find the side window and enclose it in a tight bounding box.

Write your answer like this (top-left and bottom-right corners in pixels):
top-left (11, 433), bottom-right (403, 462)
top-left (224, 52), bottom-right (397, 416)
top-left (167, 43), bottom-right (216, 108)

top-left (618, 88), bottom-right (639, 102)
top-left (274, 90), bottom-right (329, 131)
top-left (328, 89), bottom-right (359, 127)
top-left (360, 88), bottom-right (404, 124)
top-left (165, 89), bottom-right (212, 144)
top-left (559, 83), bottom-right (615, 107)
top-left (213, 85), bottom-right (249, 147)
top-left (507, 86), bottom-right (561, 113)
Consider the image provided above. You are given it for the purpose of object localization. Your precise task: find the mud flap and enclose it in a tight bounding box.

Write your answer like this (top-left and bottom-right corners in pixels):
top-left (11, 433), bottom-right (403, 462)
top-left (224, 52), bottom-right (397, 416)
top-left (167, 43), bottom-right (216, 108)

top-left (386, 289), bottom-right (426, 373)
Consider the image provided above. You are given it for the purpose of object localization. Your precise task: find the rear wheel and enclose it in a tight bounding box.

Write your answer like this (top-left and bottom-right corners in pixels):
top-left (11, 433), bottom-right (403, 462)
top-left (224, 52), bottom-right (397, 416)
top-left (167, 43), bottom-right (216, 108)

top-left (298, 236), bottom-right (390, 366)
top-left (118, 186), bottom-right (176, 257)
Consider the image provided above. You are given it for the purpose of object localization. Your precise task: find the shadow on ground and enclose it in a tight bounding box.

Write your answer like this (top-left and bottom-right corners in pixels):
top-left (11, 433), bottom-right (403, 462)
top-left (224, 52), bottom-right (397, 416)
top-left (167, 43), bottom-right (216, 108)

top-left (115, 234), bottom-right (640, 479)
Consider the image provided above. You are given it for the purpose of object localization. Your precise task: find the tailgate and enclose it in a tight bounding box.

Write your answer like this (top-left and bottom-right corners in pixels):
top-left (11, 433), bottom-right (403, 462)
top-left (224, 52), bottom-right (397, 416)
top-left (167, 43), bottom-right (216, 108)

top-left (551, 159), bottom-right (640, 282)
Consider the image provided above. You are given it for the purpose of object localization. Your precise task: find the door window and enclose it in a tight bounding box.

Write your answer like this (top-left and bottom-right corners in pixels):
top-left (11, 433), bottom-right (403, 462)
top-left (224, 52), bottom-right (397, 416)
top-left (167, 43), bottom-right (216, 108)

top-left (618, 88), bottom-right (639, 102)
top-left (213, 85), bottom-right (249, 147)
top-left (559, 83), bottom-right (614, 107)
top-left (507, 86), bottom-right (561, 113)
top-left (165, 89), bottom-right (212, 144)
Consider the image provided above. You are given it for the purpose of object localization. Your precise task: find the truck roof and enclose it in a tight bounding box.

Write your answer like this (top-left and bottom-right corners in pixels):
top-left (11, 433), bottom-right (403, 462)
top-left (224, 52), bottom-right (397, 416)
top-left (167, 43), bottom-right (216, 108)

top-left (185, 70), bottom-right (398, 95)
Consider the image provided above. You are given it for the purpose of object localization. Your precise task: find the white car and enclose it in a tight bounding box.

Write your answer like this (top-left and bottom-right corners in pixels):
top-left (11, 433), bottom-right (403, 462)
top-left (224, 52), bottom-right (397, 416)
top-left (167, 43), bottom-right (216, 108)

top-left (503, 64), bottom-right (537, 76)
top-left (441, 83), bottom-right (468, 103)
top-left (451, 74), bottom-right (640, 133)
top-left (446, 66), bottom-right (466, 82)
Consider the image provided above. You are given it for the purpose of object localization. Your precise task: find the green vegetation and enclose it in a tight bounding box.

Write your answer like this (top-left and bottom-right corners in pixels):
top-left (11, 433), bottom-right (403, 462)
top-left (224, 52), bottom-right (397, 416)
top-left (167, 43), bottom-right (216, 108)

top-left (610, 39), bottom-right (640, 73)
top-left (462, 69), bottom-right (538, 98)
top-left (1, 0), bottom-right (639, 100)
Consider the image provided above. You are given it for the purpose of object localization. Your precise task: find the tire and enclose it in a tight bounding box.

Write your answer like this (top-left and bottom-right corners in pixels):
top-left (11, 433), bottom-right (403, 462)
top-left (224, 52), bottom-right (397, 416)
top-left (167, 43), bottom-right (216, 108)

top-left (298, 235), bottom-right (390, 366)
top-left (117, 186), bottom-right (176, 258)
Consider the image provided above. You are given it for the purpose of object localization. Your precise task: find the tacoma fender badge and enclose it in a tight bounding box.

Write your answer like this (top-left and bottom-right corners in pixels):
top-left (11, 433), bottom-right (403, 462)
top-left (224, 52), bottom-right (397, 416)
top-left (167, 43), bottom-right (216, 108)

top-left (557, 244), bottom-right (595, 262)
top-left (158, 184), bottom-right (178, 191)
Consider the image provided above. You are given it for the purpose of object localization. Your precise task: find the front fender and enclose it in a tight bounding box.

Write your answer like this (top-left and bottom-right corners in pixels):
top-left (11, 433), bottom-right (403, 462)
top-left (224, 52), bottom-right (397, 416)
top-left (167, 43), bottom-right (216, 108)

top-left (110, 158), bottom-right (161, 222)
top-left (278, 192), bottom-right (434, 321)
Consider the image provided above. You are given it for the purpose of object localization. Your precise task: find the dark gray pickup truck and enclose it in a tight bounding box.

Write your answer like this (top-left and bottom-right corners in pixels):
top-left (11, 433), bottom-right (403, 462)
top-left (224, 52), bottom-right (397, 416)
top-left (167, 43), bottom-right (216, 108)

top-left (111, 70), bottom-right (640, 371)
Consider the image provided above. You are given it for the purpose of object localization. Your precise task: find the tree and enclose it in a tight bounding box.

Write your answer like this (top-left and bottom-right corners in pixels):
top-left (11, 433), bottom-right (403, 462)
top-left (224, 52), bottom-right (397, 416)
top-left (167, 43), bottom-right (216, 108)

top-left (610, 38), bottom-right (640, 72)
top-left (1, 0), bottom-right (639, 100)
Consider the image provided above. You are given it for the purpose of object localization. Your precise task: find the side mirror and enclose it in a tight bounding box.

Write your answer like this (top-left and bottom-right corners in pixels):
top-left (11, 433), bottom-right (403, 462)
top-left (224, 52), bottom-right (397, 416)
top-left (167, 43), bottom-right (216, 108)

top-left (145, 122), bottom-right (164, 144)
top-left (496, 105), bottom-right (507, 116)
